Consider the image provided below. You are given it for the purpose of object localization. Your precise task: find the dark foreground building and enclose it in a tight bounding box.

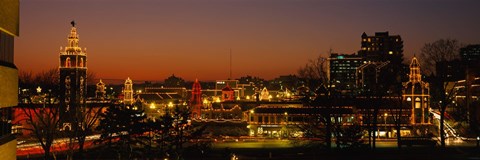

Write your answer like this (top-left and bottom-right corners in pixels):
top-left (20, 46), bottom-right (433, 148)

top-left (0, 0), bottom-right (19, 159)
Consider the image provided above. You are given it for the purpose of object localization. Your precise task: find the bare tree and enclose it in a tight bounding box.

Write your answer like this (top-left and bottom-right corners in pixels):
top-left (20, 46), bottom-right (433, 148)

top-left (419, 38), bottom-right (462, 148)
top-left (19, 71), bottom-right (34, 88)
top-left (297, 53), bottom-right (329, 90)
top-left (87, 71), bottom-right (97, 85)
top-left (21, 94), bottom-right (61, 159)
top-left (419, 38), bottom-right (461, 75)
top-left (34, 68), bottom-right (59, 87)
top-left (19, 68), bottom-right (59, 95)
top-left (71, 103), bottom-right (105, 158)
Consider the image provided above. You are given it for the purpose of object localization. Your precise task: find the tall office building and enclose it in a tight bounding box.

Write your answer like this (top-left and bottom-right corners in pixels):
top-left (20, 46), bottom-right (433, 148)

top-left (359, 31), bottom-right (403, 63)
top-left (328, 53), bottom-right (365, 95)
top-left (0, 0), bottom-right (19, 159)
top-left (460, 44), bottom-right (480, 63)
top-left (460, 44), bottom-right (480, 76)
top-left (357, 32), bottom-right (406, 95)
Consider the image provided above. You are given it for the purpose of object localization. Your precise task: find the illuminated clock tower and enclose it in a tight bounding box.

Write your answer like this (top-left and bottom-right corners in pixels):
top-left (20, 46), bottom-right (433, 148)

top-left (59, 21), bottom-right (87, 129)
top-left (403, 56), bottom-right (430, 125)
top-left (190, 79), bottom-right (202, 119)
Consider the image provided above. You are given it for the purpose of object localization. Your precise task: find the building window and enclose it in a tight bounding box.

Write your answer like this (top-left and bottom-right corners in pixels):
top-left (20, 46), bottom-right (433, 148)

top-left (415, 102), bottom-right (421, 108)
top-left (0, 31), bottom-right (14, 64)
top-left (66, 57), bottom-right (71, 67)
top-left (79, 58), bottom-right (84, 67)
top-left (0, 108), bottom-right (12, 138)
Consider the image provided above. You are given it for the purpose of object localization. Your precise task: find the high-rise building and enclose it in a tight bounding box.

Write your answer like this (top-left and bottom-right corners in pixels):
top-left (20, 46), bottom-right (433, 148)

top-left (0, 0), bottom-right (19, 159)
top-left (460, 44), bottom-right (480, 63)
top-left (59, 22), bottom-right (88, 129)
top-left (328, 53), bottom-right (365, 95)
top-left (359, 31), bottom-right (403, 63)
top-left (357, 32), bottom-right (405, 95)
top-left (460, 44), bottom-right (480, 76)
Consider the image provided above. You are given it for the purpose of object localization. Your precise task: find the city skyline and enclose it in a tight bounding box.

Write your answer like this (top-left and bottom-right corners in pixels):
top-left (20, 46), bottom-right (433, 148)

top-left (15, 0), bottom-right (480, 81)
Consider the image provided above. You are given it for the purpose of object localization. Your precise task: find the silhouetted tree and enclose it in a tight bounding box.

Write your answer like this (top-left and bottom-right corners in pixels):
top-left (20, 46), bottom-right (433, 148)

top-left (20, 93), bottom-right (61, 159)
top-left (19, 68), bottom-right (59, 95)
top-left (95, 103), bottom-right (147, 159)
top-left (333, 122), bottom-right (365, 149)
top-left (70, 103), bottom-right (105, 158)
top-left (420, 38), bottom-right (462, 148)
top-left (419, 39), bottom-right (462, 76)
top-left (297, 53), bottom-right (329, 91)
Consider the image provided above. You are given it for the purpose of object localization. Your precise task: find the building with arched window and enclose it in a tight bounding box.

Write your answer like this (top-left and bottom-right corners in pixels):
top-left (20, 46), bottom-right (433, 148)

top-left (59, 21), bottom-right (88, 129)
top-left (403, 56), bottom-right (430, 124)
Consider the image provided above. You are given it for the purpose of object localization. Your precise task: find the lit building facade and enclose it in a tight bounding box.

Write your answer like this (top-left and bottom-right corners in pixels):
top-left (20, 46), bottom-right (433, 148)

top-left (451, 77), bottom-right (480, 129)
top-left (356, 61), bottom-right (389, 93)
top-left (328, 53), bottom-right (365, 95)
top-left (403, 56), bottom-right (430, 124)
top-left (123, 77), bottom-right (134, 104)
top-left (0, 0), bottom-right (19, 159)
top-left (460, 44), bottom-right (480, 64)
top-left (460, 44), bottom-right (480, 77)
top-left (59, 22), bottom-right (88, 129)
top-left (359, 31), bottom-right (403, 62)
top-left (95, 79), bottom-right (106, 99)
top-left (190, 79), bottom-right (202, 119)
top-left (222, 84), bottom-right (235, 102)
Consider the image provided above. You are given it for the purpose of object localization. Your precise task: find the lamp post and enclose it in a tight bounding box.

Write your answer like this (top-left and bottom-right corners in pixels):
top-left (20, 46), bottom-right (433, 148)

top-left (284, 112), bottom-right (288, 137)
top-left (476, 136), bottom-right (479, 148)
top-left (384, 113), bottom-right (388, 138)
top-left (249, 110), bottom-right (254, 122)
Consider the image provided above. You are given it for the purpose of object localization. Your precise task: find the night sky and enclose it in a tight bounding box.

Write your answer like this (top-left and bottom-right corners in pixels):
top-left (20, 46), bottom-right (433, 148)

top-left (15, 0), bottom-right (480, 82)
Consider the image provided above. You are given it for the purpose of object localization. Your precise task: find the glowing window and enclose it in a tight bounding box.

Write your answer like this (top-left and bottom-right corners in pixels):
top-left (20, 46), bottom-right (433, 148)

top-left (415, 97), bottom-right (421, 101)
top-left (79, 58), bottom-right (84, 67)
top-left (415, 102), bottom-right (421, 108)
top-left (66, 57), bottom-right (71, 67)
top-left (407, 97), bottom-right (411, 101)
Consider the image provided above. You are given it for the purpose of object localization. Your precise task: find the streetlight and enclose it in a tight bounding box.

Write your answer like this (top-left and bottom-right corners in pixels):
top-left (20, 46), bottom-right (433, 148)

top-left (477, 136), bottom-right (479, 148)
top-left (384, 113), bottom-right (388, 138)
top-left (284, 112), bottom-right (288, 138)
top-left (249, 110), bottom-right (254, 122)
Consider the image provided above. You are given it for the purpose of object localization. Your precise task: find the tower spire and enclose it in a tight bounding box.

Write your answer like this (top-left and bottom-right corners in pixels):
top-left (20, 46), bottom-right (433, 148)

top-left (409, 56), bottom-right (422, 83)
top-left (59, 21), bottom-right (88, 129)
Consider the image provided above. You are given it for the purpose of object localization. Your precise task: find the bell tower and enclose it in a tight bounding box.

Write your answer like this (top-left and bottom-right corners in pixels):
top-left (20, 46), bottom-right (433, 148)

top-left (403, 56), bottom-right (430, 124)
top-left (123, 77), bottom-right (134, 105)
top-left (59, 21), bottom-right (88, 128)
top-left (190, 79), bottom-right (202, 119)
